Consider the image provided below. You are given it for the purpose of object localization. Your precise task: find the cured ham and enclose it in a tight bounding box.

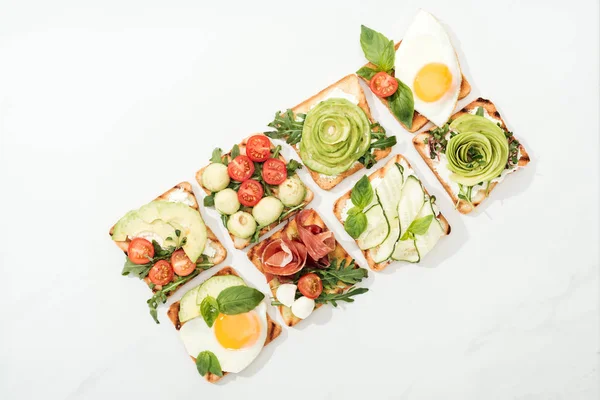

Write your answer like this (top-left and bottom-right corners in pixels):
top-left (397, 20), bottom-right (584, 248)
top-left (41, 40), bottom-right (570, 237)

top-left (261, 237), bottom-right (307, 276)
top-left (295, 210), bottom-right (336, 261)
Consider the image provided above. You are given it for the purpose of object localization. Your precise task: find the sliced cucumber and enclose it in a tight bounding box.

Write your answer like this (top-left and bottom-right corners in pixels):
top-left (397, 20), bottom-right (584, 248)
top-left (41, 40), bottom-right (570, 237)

top-left (370, 220), bottom-right (400, 263)
top-left (414, 199), bottom-right (444, 260)
top-left (398, 175), bottom-right (426, 238)
top-left (178, 284), bottom-right (203, 323)
top-left (278, 177), bottom-right (306, 207)
top-left (202, 163), bottom-right (230, 192)
top-left (376, 163), bottom-right (404, 219)
top-left (195, 274), bottom-right (246, 306)
top-left (391, 237), bottom-right (420, 262)
top-left (214, 188), bottom-right (240, 215)
top-left (252, 196), bottom-right (284, 226)
top-left (227, 211), bottom-right (257, 239)
top-left (357, 204), bottom-right (389, 250)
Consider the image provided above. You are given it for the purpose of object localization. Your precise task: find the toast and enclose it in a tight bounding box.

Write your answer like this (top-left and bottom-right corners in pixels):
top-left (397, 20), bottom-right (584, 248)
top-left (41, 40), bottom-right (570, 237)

top-left (167, 267), bottom-right (282, 383)
top-left (109, 181), bottom-right (227, 296)
top-left (281, 74), bottom-right (393, 190)
top-left (413, 98), bottom-right (531, 214)
top-left (358, 41), bottom-right (471, 133)
top-left (196, 134), bottom-right (314, 250)
top-left (247, 209), bottom-right (361, 327)
top-left (333, 155), bottom-right (451, 271)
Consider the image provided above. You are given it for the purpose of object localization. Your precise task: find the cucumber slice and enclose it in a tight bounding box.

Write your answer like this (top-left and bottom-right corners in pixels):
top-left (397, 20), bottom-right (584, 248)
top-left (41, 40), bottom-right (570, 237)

top-left (414, 199), bottom-right (444, 260)
top-left (370, 220), bottom-right (400, 263)
top-left (391, 237), bottom-right (420, 262)
top-left (202, 163), bottom-right (230, 192)
top-left (227, 211), bottom-right (257, 239)
top-left (252, 196), bottom-right (284, 226)
top-left (214, 188), bottom-right (240, 215)
top-left (398, 175), bottom-right (426, 238)
top-left (357, 204), bottom-right (389, 250)
top-left (178, 284), bottom-right (202, 323)
top-left (195, 274), bottom-right (246, 306)
top-left (278, 177), bottom-right (306, 207)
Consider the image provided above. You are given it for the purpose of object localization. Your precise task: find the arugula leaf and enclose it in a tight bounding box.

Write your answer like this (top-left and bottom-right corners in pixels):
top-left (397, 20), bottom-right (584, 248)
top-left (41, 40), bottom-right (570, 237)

top-left (400, 214), bottom-right (434, 240)
top-left (146, 267), bottom-right (204, 323)
top-left (231, 144), bottom-right (240, 159)
top-left (388, 78), bottom-right (414, 129)
top-left (203, 193), bottom-right (215, 207)
top-left (351, 175), bottom-right (374, 209)
top-left (286, 159), bottom-right (302, 175)
top-left (210, 148), bottom-right (224, 164)
top-left (344, 212), bottom-right (367, 239)
top-left (316, 259), bottom-right (368, 288)
top-left (250, 227), bottom-right (262, 244)
top-left (476, 107), bottom-right (484, 117)
top-left (220, 214), bottom-right (229, 228)
top-left (196, 351), bottom-right (223, 377)
top-left (216, 285), bottom-right (265, 315)
top-left (200, 296), bottom-right (219, 328)
top-left (121, 258), bottom-right (152, 278)
top-left (271, 145), bottom-right (282, 159)
top-left (356, 66), bottom-right (380, 80)
top-left (370, 135), bottom-right (397, 150)
top-left (359, 25), bottom-right (395, 72)
top-left (265, 109), bottom-right (305, 145)
top-left (316, 287), bottom-right (369, 307)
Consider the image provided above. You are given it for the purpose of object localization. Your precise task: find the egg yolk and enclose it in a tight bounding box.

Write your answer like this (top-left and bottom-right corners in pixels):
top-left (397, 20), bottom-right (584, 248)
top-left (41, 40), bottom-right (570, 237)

top-left (413, 63), bottom-right (452, 102)
top-left (214, 311), bottom-right (261, 350)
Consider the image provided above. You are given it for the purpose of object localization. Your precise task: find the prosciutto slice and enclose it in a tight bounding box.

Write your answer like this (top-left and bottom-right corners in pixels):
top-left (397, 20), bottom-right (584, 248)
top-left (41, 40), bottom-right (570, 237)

top-left (296, 210), bottom-right (336, 261)
top-left (261, 237), bottom-right (307, 276)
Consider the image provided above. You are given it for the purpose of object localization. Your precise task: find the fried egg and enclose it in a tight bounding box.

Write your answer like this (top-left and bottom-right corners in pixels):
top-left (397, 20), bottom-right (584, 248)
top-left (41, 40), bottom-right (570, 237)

top-left (179, 301), bottom-right (268, 373)
top-left (395, 10), bottom-right (462, 127)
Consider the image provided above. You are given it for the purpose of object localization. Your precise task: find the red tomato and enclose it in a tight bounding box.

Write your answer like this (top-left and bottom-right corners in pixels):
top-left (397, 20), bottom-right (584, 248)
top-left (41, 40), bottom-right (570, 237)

top-left (262, 158), bottom-right (287, 185)
top-left (127, 238), bottom-right (155, 264)
top-left (297, 273), bottom-right (323, 299)
top-left (171, 249), bottom-right (196, 277)
top-left (246, 135), bottom-right (272, 162)
top-left (238, 179), bottom-right (264, 207)
top-left (148, 260), bottom-right (174, 285)
top-left (370, 72), bottom-right (398, 98)
top-left (228, 155), bottom-right (255, 182)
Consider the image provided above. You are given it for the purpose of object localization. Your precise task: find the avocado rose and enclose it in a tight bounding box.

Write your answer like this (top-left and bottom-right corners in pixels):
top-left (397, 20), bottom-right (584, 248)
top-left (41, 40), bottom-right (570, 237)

top-left (445, 114), bottom-right (509, 187)
top-left (299, 98), bottom-right (371, 176)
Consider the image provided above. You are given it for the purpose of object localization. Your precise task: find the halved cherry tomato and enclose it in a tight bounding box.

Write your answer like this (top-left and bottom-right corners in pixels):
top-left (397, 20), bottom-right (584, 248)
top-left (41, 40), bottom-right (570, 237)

top-left (262, 158), bottom-right (287, 185)
top-left (246, 135), bottom-right (272, 162)
top-left (228, 155), bottom-right (255, 182)
top-left (297, 273), bottom-right (323, 299)
top-left (238, 179), bottom-right (264, 207)
top-left (149, 260), bottom-right (174, 285)
top-left (171, 249), bottom-right (196, 277)
top-left (127, 238), bottom-right (155, 264)
top-left (370, 71), bottom-right (398, 98)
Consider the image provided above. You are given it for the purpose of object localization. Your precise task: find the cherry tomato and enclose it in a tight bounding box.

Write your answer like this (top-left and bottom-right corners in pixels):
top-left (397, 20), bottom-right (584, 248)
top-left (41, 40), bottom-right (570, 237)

top-left (227, 155), bottom-right (255, 182)
top-left (171, 249), bottom-right (196, 277)
top-left (370, 72), bottom-right (398, 98)
top-left (148, 260), bottom-right (174, 285)
top-left (297, 273), bottom-right (323, 299)
top-left (238, 179), bottom-right (264, 207)
top-left (246, 135), bottom-right (272, 162)
top-left (262, 158), bottom-right (287, 185)
top-left (127, 238), bottom-right (155, 264)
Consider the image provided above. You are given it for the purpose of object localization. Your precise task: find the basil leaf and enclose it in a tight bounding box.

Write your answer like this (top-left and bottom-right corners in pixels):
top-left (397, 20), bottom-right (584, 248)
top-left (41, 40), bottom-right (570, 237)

top-left (196, 351), bottom-right (223, 377)
top-left (388, 78), bottom-right (414, 129)
top-left (203, 193), bottom-right (215, 207)
top-left (400, 214), bottom-right (434, 241)
top-left (231, 144), bottom-right (240, 159)
top-left (216, 286), bottom-right (265, 315)
top-left (344, 212), bottom-right (367, 239)
top-left (210, 148), bottom-right (224, 164)
top-left (476, 107), bottom-right (484, 117)
top-left (347, 206), bottom-right (362, 217)
top-left (200, 296), bottom-right (219, 328)
top-left (350, 175), bottom-right (374, 209)
top-left (360, 25), bottom-right (395, 71)
top-left (356, 66), bottom-right (379, 81)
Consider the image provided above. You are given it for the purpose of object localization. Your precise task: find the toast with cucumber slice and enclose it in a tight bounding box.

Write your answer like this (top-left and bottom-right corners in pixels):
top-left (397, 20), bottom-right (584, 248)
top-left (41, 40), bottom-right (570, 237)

top-left (333, 155), bottom-right (450, 271)
top-left (265, 74), bottom-right (396, 190)
top-left (413, 98), bottom-right (530, 214)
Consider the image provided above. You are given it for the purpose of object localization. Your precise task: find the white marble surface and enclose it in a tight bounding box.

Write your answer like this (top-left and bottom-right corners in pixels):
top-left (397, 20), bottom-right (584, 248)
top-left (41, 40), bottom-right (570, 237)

top-left (1, 1), bottom-right (598, 399)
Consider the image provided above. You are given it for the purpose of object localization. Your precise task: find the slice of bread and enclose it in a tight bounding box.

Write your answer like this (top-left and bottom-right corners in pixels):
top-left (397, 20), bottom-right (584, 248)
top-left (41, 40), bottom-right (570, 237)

top-left (247, 209), bottom-right (360, 327)
top-left (358, 41), bottom-right (472, 133)
top-left (167, 267), bottom-right (282, 383)
top-left (196, 134), bottom-right (314, 250)
top-left (109, 181), bottom-right (227, 296)
top-left (413, 98), bottom-right (531, 214)
top-left (332, 155), bottom-right (450, 271)
top-left (284, 74), bottom-right (392, 190)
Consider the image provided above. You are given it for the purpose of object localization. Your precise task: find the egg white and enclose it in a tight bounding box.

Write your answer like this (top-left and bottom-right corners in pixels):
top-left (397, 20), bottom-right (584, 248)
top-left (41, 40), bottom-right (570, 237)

top-left (395, 10), bottom-right (462, 127)
top-left (179, 301), bottom-right (268, 374)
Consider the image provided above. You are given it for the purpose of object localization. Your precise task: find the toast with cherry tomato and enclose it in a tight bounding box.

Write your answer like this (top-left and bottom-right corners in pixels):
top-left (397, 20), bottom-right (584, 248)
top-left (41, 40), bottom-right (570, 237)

top-left (196, 134), bottom-right (314, 250)
top-left (109, 182), bottom-right (227, 323)
top-left (265, 74), bottom-right (396, 190)
top-left (247, 209), bottom-right (369, 327)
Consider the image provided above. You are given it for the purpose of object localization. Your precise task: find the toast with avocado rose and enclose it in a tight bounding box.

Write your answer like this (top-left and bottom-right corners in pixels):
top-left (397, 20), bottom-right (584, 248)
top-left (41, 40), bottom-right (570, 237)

top-left (413, 98), bottom-right (530, 214)
top-left (247, 209), bottom-right (369, 327)
top-left (109, 182), bottom-right (227, 323)
top-left (168, 267), bottom-right (282, 383)
top-left (333, 155), bottom-right (450, 271)
top-left (265, 74), bottom-right (396, 190)
top-left (196, 134), bottom-right (314, 250)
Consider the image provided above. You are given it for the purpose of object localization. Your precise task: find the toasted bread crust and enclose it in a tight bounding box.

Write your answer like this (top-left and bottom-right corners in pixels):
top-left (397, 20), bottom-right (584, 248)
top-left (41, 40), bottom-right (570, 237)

top-left (247, 209), bottom-right (356, 327)
top-left (357, 41), bottom-right (471, 132)
top-left (332, 154), bottom-right (451, 271)
top-left (167, 266), bottom-right (282, 383)
top-left (109, 182), bottom-right (226, 297)
top-left (195, 133), bottom-right (314, 249)
top-left (287, 74), bottom-right (392, 190)
top-left (412, 98), bottom-right (531, 214)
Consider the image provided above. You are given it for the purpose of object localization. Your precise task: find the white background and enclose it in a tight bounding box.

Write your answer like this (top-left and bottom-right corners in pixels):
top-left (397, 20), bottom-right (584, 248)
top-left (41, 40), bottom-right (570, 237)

top-left (1, 1), bottom-right (598, 399)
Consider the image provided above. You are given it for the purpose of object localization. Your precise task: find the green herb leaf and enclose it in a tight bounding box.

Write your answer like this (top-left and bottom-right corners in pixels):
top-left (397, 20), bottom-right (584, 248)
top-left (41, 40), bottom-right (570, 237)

top-left (344, 212), bottom-right (368, 239)
top-left (121, 258), bottom-right (152, 278)
top-left (271, 145), bottom-right (282, 159)
top-left (196, 351), bottom-right (223, 377)
top-left (316, 287), bottom-right (369, 307)
top-left (220, 214), bottom-right (229, 228)
top-left (347, 206), bottom-right (362, 217)
top-left (203, 193), bottom-right (215, 207)
top-left (316, 259), bottom-right (368, 288)
top-left (359, 25), bottom-right (395, 71)
top-left (286, 159), bottom-right (302, 175)
top-left (216, 285), bottom-right (265, 315)
top-left (356, 66), bottom-right (379, 80)
top-left (408, 214), bottom-right (434, 236)
top-left (350, 175), bottom-right (374, 209)
top-left (200, 296), bottom-right (219, 328)
top-left (265, 109), bottom-right (305, 145)
top-left (388, 78), bottom-right (414, 129)
top-left (210, 148), bottom-right (224, 164)
top-left (231, 144), bottom-right (240, 159)
top-left (476, 107), bottom-right (484, 117)
top-left (146, 267), bottom-right (203, 323)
